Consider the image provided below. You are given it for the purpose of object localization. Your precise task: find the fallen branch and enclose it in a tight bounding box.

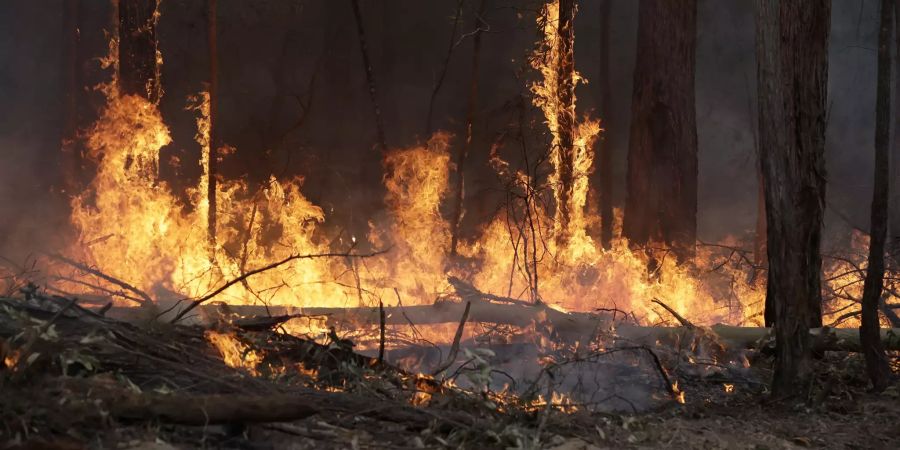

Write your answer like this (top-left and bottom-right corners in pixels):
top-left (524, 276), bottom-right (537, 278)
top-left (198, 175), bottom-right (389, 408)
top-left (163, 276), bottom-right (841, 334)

top-left (651, 298), bottom-right (694, 328)
top-left (170, 249), bottom-right (388, 323)
top-left (432, 301), bottom-right (471, 376)
top-left (46, 253), bottom-right (152, 304)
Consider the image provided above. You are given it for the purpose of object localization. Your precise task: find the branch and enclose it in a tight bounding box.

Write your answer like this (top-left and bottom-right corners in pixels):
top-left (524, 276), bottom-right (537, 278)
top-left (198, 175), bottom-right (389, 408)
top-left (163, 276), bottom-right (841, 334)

top-left (170, 249), bottom-right (388, 323)
top-left (45, 253), bottom-right (152, 304)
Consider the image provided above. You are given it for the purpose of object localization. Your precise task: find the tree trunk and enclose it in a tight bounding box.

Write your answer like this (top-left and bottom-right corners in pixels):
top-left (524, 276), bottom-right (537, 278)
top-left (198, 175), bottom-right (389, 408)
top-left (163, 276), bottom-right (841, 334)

top-left (756, 0), bottom-right (829, 398)
top-left (449, 0), bottom-right (487, 257)
top-left (350, 0), bottom-right (387, 154)
top-left (553, 0), bottom-right (578, 249)
top-left (860, 0), bottom-right (893, 392)
top-left (623, 0), bottom-right (697, 260)
top-left (118, 0), bottom-right (159, 102)
top-left (890, 0), bottom-right (900, 254)
top-left (207, 0), bottom-right (218, 259)
top-left (598, 0), bottom-right (614, 250)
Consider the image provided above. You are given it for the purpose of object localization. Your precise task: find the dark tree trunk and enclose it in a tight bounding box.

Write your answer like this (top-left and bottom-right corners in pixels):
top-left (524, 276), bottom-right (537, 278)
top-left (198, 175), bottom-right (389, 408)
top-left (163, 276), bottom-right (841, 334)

top-left (350, 0), bottom-right (387, 154)
top-left (860, 0), bottom-right (893, 393)
top-left (756, 0), bottom-right (829, 398)
top-left (891, 1), bottom-right (900, 255)
top-left (60, 0), bottom-right (82, 194)
top-left (449, 0), bottom-right (487, 257)
top-left (598, 0), bottom-right (613, 250)
top-left (553, 0), bottom-right (578, 249)
top-left (623, 0), bottom-right (697, 260)
top-left (207, 0), bottom-right (218, 258)
top-left (118, 0), bottom-right (159, 102)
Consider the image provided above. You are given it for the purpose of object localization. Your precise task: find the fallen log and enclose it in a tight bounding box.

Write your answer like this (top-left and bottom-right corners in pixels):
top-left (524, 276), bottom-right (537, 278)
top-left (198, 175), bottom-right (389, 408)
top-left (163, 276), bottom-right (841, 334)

top-left (97, 302), bottom-right (900, 352)
top-left (105, 300), bottom-right (610, 340)
top-left (616, 324), bottom-right (900, 352)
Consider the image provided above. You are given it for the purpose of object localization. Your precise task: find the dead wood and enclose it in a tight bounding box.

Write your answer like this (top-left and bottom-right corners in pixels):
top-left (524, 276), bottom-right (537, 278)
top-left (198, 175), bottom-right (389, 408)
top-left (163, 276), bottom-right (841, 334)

top-left (46, 253), bottom-right (152, 304)
top-left (431, 300), bottom-right (471, 376)
top-left (170, 249), bottom-right (387, 323)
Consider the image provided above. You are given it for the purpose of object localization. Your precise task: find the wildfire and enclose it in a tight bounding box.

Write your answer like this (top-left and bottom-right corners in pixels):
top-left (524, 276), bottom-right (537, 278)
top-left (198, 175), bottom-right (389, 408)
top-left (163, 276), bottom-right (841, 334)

top-left (51, 3), bottom-right (872, 363)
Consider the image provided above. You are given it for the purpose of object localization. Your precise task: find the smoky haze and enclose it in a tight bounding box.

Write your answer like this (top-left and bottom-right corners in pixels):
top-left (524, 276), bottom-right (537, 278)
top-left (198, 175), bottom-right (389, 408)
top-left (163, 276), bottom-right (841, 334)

top-left (0, 0), bottom-right (883, 260)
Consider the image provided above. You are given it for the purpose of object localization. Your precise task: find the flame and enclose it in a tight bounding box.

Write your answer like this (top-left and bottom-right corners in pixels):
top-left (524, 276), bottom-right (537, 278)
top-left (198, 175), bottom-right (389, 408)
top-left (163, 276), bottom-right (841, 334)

top-left (205, 330), bottom-right (262, 375)
top-left (54, 9), bottom-right (870, 365)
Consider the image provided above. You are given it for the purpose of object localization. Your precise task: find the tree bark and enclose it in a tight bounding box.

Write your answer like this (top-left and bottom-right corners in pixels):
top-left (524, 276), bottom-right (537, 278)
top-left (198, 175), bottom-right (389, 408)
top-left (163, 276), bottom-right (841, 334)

top-left (118, 0), bottom-right (159, 102)
top-left (598, 0), bottom-right (614, 250)
top-left (553, 0), bottom-right (578, 249)
top-left (449, 0), bottom-right (487, 257)
top-left (860, 0), bottom-right (893, 392)
top-left (623, 0), bottom-right (697, 260)
top-left (890, 0), bottom-right (900, 253)
top-left (207, 0), bottom-right (218, 258)
top-left (756, 0), bottom-right (830, 398)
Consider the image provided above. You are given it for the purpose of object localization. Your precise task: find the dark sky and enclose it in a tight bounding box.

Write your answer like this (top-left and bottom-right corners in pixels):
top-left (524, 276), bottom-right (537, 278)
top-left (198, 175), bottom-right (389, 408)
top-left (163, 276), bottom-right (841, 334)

top-left (0, 0), bottom-right (885, 256)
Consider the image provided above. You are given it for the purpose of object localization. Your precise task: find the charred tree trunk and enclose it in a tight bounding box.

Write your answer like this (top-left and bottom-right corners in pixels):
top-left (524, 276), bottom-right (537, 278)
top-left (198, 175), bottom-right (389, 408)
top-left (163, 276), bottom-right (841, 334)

top-left (756, 0), bottom-right (829, 398)
top-left (118, 0), bottom-right (159, 102)
top-left (60, 0), bottom-right (82, 194)
top-left (598, 0), bottom-right (614, 250)
top-left (350, 0), bottom-right (387, 154)
top-left (207, 0), bottom-right (218, 258)
top-left (860, 0), bottom-right (893, 392)
top-left (449, 0), bottom-right (487, 257)
top-left (553, 0), bottom-right (578, 249)
top-left (623, 0), bottom-right (697, 260)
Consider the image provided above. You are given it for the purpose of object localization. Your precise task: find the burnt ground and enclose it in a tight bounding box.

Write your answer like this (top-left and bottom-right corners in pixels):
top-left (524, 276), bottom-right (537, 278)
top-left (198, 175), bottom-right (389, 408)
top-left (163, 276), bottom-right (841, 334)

top-left (1, 295), bottom-right (899, 450)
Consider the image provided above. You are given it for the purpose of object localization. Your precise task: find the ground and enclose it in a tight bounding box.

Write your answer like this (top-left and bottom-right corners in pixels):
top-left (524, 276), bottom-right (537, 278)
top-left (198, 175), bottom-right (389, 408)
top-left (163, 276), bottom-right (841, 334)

top-left (1, 296), bottom-right (898, 449)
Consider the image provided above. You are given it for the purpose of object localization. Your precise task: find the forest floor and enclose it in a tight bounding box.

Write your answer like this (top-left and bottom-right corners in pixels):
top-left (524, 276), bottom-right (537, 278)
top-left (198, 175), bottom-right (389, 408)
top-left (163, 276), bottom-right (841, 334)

top-left (1, 294), bottom-right (898, 450)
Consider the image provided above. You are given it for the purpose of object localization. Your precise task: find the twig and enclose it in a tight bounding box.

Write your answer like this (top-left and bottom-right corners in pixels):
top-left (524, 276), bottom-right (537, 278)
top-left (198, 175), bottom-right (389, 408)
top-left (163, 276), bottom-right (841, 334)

top-left (432, 301), bottom-right (471, 376)
top-left (11, 296), bottom-right (79, 379)
top-left (378, 300), bottom-right (386, 364)
top-left (171, 249), bottom-right (387, 323)
top-left (651, 298), bottom-right (694, 328)
top-left (46, 253), bottom-right (152, 304)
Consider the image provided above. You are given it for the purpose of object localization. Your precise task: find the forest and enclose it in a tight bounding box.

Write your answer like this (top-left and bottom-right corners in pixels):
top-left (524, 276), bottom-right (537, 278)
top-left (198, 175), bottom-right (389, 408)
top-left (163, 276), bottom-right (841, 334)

top-left (1, 0), bottom-right (899, 448)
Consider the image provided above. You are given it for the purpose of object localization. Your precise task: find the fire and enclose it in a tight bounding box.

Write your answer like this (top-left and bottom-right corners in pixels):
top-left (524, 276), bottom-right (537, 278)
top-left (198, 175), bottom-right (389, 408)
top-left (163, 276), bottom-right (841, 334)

top-left (205, 330), bottom-right (262, 375)
top-left (51, 4), bottom-right (874, 366)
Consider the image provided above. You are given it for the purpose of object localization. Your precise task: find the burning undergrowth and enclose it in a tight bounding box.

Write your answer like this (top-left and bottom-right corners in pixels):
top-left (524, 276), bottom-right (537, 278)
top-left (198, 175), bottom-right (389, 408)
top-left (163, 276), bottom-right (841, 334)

top-left (2, 3), bottom-right (900, 447)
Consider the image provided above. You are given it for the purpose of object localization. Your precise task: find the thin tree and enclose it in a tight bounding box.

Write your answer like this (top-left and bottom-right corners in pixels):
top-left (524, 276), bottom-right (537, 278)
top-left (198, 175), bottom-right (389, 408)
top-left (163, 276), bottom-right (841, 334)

top-left (597, 0), bottom-right (613, 249)
top-left (756, 0), bottom-right (830, 397)
top-left (450, 0), bottom-right (488, 257)
top-left (891, 1), bottom-right (900, 252)
top-left (207, 0), bottom-right (218, 258)
top-left (622, 0), bottom-right (697, 260)
top-left (860, 0), bottom-right (893, 392)
top-left (118, 0), bottom-right (160, 102)
top-left (61, 0), bottom-right (81, 194)
top-left (350, 0), bottom-right (387, 154)
top-left (552, 0), bottom-right (578, 249)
